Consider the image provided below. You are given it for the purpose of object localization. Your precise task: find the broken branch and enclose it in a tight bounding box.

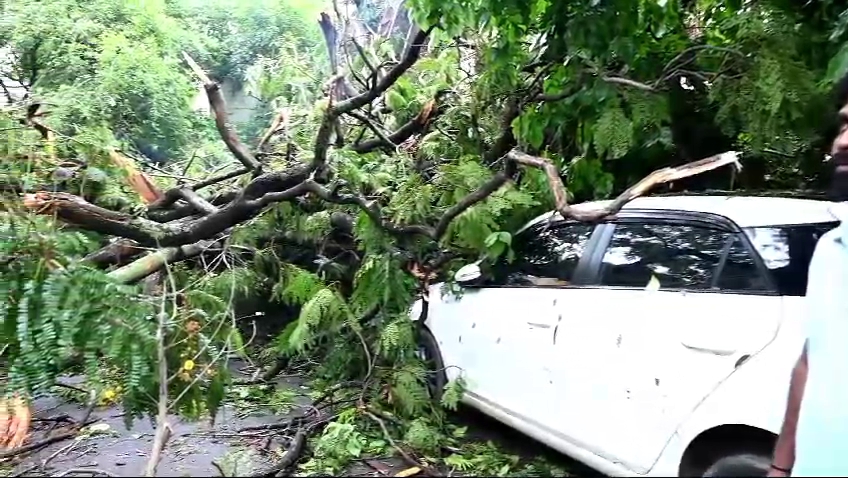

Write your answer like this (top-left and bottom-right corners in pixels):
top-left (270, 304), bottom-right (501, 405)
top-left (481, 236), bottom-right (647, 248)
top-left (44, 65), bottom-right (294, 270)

top-left (143, 311), bottom-right (172, 477)
top-left (177, 189), bottom-right (218, 215)
top-left (332, 25), bottom-right (433, 115)
top-left (106, 239), bottom-right (218, 284)
top-left (505, 149), bottom-right (742, 221)
top-left (350, 94), bottom-right (448, 154)
top-left (182, 52), bottom-right (260, 171)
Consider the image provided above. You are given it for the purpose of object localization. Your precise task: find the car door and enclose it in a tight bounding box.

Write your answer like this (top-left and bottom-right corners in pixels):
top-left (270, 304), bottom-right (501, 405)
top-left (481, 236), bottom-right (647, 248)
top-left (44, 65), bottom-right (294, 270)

top-left (433, 220), bottom-right (602, 423)
top-left (547, 214), bottom-right (782, 473)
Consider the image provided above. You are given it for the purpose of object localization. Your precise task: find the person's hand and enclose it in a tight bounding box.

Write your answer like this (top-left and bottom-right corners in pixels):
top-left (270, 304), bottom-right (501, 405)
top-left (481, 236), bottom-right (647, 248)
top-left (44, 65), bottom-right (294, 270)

top-left (0, 396), bottom-right (31, 450)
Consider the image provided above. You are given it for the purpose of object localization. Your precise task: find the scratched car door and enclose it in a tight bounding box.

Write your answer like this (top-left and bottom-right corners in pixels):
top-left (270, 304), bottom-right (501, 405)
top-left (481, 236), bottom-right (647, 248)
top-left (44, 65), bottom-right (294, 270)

top-left (463, 222), bottom-right (600, 422)
top-left (548, 218), bottom-right (783, 473)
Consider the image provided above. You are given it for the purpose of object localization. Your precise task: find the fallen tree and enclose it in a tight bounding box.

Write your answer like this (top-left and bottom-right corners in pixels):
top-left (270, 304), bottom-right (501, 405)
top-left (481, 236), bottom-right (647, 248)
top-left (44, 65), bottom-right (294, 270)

top-left (13, 0), bottom-right (846, 473)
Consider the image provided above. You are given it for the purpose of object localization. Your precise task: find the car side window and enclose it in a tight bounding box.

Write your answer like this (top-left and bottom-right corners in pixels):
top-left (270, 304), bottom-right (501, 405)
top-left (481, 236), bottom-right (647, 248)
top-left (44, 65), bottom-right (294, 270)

top-left (490, 223), bottom-right (595, 287)
top-left (599, 223), bottom-right (731, 290)
top-left (744, 223), bottom-right (838, 296)
top-left (714, 236), bottom-right (772, 292)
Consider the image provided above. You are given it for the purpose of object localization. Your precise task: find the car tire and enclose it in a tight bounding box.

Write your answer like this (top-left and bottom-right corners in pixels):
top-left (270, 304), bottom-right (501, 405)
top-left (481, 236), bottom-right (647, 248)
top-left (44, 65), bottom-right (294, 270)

top-left (702, 452), bottom-right (770, 477)
top-left (415, 325), bottom-right (448, 402)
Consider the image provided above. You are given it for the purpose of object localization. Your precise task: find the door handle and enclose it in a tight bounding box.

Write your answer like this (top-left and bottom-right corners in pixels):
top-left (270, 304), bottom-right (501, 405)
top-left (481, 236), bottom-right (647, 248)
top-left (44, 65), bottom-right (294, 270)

top-left (526, 322), bottom-right (552, 329)
top-left (681, 340), bottom-right (736, 356)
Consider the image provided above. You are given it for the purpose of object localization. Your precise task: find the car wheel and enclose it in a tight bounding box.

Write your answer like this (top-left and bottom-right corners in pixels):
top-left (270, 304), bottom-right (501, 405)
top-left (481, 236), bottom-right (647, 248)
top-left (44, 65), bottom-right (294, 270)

top-left (702, 452), bottom-right (770, 477)
top-left (414, 325), bottom-right (448, 401)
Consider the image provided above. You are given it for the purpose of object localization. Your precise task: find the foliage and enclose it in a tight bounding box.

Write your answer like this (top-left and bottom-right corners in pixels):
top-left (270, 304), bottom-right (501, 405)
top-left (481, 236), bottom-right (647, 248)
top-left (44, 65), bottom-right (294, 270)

top-left (0, 209), bottom-right (154, 409)
top-left (0, 0), bottom-right (213, 159)
top-left (4, 0), bottom-right (848, 474)
top-left (178, 0), bottom-right (327, 81)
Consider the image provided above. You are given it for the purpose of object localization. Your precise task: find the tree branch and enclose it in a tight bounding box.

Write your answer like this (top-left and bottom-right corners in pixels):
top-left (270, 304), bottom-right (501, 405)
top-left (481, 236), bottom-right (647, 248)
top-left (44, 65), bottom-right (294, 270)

top-left (177, 189), bottom-right (218, 215)
top-left (182, 52), bottom-right (260, 170)
top-left (346, 110), bottom-right (397, 150)
top-left (483, 99), bottom-right (520, 165)
top-left (601, 75), bottom-right (657, 92)
top-left (107, 240), bottom-right (217, 285)
top-left (349, 93), bottom-right (448, 154)
top-left (24, 165), bottom-right (313, 247)
top-left (505, 149), bottom-right (742, 221)
top-left (332, 25), bottom-right (433, 115)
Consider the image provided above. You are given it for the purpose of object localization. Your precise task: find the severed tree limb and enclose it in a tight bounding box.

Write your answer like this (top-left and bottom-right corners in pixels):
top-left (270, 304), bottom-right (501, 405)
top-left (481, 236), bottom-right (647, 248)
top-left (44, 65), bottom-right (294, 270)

top-left (505, 149), bottom-right (743, 222)
top-left (145, 190), bottom-right (239, 223)
top-left (20, 102), bottom-right (56, 162)
top-left (257, 108), bottom-right (290, 152)
top-left (145, 168), bottom-right (248, 214)
top-left (23, 192), bottom-right (181, 245)
top-left (191, 167), bottom-right (251, 193)
top-left (108, 149), bottom-right (164, 204)
top-left (310, 20), bottom-right (434, 168)
top-left (313, 109), bottom-right (338, 169)
top-left (482, 99), bottom-right (520, 165)
top-left (24, 149), bottom-right (742, 254)
top-left (106, 239), bottom-right (218, 284)
top-left (177, 189), bottom-right (218, 215)
top-left (24, 165), bottom-right (314, 246)
top-left (143, 312), bottom-right (172, 477)
top-left (602, 75), bottom-right (657, 92)
top-left (182, 52), bottom-right (260, 171)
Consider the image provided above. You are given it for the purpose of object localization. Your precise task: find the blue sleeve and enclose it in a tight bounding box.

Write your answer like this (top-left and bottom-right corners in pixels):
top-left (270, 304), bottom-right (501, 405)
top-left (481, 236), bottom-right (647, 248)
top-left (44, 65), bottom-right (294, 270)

top-left (804, 230), bottom-right (839, 346)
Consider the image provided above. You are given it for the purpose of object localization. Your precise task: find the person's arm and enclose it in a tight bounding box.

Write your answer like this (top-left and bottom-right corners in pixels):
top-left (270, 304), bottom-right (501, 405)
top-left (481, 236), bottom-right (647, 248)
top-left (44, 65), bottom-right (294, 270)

top-left (769, 342), bottom-right (809, 477)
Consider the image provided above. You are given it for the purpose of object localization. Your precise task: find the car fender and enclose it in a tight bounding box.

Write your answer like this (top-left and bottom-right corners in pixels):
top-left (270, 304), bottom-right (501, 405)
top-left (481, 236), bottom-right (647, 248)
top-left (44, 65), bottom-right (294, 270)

top-left (408, 284), bottom-right (465, 383)
top-left (653, 325), bottom-right (805, 475)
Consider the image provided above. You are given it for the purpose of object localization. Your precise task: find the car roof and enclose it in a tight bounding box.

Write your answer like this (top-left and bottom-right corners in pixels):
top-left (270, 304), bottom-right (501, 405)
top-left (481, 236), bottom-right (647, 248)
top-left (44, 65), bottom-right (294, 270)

top-left (522, 195), bottom-right (841, 231)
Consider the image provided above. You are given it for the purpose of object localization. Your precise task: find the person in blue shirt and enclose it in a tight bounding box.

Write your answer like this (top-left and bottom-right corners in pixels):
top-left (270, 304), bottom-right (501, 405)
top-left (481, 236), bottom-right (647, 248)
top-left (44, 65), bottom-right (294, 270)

top-left (768, 74), bottom-right (848, 477)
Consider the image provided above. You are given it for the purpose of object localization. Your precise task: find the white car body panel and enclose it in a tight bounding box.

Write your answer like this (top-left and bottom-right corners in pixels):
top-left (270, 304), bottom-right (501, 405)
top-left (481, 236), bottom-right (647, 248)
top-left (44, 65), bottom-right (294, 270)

top-left (412, 196), bottom-right (839, 477)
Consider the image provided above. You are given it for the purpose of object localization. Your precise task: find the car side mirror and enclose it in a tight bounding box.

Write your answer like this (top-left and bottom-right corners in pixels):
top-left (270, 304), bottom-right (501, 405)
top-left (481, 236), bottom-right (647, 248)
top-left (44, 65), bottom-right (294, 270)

top-left (454, 263), bottom-right (482, 286)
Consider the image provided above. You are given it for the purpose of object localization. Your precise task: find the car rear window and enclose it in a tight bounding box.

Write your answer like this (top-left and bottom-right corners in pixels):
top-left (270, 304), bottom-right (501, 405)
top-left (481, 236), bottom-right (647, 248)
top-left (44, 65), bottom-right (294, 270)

top-left (744, 222), bottom-right (839, 296)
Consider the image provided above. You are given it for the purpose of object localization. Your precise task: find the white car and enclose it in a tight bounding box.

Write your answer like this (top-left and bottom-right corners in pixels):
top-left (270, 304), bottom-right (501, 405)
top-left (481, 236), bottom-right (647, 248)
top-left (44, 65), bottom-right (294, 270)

top-left (411, 195), bottom-right (841, 477)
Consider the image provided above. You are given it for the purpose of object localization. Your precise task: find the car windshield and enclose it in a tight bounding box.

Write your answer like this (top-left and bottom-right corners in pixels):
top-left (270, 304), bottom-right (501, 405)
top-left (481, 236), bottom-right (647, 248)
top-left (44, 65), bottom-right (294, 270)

top-left (744, 222), bottom-right (839, 296)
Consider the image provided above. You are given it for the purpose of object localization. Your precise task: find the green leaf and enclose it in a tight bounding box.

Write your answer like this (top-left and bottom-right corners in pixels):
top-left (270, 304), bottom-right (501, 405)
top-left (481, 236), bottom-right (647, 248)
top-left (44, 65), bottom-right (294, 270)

top-left (345, 439), bottom-right (362, 457)
top-left (825, 42), bottom-right (848, 86)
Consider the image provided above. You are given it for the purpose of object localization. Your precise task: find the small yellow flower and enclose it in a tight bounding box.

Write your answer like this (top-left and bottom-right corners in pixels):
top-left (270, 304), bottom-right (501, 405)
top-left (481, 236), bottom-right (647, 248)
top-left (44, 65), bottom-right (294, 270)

top-left (183, 359), bottom-right (195, 372)
top-left (102, 389), bottom-right (116, 401)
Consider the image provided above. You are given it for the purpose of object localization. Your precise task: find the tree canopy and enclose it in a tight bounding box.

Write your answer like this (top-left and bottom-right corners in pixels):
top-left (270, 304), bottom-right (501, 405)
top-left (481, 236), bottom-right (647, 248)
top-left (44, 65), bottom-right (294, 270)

top-left (3, 0), bottom-right (848, 474)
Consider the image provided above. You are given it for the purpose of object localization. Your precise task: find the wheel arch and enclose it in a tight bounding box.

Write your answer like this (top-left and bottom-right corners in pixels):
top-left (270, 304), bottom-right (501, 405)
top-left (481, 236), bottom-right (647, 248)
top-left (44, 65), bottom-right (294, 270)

top-left (652, 336), bottom-right (797, 476)
top-left (678, 424), bottom-right (776, 476)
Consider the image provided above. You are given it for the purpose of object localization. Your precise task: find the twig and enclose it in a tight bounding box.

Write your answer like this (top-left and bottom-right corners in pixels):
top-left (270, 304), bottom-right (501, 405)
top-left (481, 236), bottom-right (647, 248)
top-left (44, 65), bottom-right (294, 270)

top-left (53, 382), bottom-right (92, 396)
top-left (41, 440), bottom-right (79, 471)
top-left (212, 460), bottom-right (226, 477)
top-left (347, 111), bottom-right (396, 148)
top-left (364, 409), bottom-right (440, 476)
top-left (247, 428), bottom-right (308, 477)
top-left (143, 311), bottom-right (172, 477)
top-left (0, 431), bottom-right (76, 460)
top-left (11, 465), bottom-right (38, 477)
top-left (52, 468), bottom-right (118, 477)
